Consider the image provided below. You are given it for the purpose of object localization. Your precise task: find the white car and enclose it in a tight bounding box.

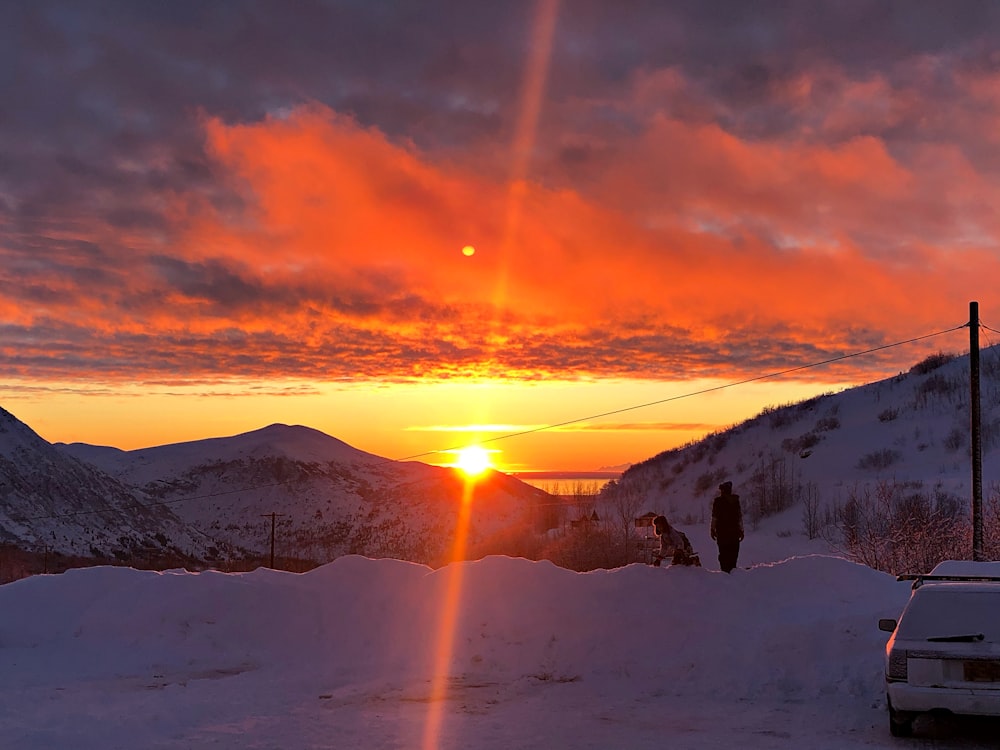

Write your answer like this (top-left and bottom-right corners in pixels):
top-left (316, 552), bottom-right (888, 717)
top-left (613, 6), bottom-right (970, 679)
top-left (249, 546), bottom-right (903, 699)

top-left (878, 560), bottom-right (1000, 737)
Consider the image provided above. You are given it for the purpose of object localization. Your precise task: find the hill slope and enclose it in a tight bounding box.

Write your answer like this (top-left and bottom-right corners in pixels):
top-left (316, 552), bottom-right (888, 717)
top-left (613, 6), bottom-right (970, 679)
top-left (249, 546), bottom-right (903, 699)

top-left (0, 407), bottom-right (215, 562)
top-left (602, 348), bottom-right (1000, 539)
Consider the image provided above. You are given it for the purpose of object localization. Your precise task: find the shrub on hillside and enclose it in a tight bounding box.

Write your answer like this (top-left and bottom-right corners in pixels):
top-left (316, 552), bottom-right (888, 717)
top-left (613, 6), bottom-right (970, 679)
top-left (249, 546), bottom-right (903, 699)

top-left (856, 448), bottom-right (901, 471)
top-left (781, 432), bottom-right (822, 454)
top-left (796, 395), bottom-right (825, 412)
top-left (814, 416), bottom-right (841, 432)
top-left (943, 427), bottom-right (966, 453)
top-left (747, 454), bottom-right (797, 526)
top-left (800, 482), bottom-right (830, 540)
top-left (916, 372), bottom-right (960, 400)
top-left (909, 351), bottom-right (956, 375)
top-left (694, 469), bottom-right (727, 496)
top-left (983, 417), bottom-right (1000, 452)
top-left (764, 405), bottom-right (803, 430)
top-left (877, 408), bottom-right (899, 423)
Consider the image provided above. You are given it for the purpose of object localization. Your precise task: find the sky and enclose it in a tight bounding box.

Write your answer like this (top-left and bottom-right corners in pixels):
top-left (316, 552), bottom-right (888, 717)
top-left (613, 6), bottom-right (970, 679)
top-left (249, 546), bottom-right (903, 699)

top-left (4, 1), bottom-right (1000, 472)
top-left (2, 549), bottom-right (999, 748)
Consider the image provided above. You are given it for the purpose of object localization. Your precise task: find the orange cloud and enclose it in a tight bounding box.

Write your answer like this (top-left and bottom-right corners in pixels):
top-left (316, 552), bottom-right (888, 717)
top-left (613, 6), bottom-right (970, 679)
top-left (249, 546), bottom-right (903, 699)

top-left (7, 86), bottom-right (1000, 386)
top-left (174, 106), bottom-right (968, 376)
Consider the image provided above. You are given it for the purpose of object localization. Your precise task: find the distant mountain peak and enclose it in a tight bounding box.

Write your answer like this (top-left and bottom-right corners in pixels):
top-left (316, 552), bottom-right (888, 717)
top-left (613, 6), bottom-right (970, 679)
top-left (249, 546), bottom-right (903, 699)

top-left (0, 406), bottom-right (62, 461)
top-left (207, 423), bottom-right (375, 464)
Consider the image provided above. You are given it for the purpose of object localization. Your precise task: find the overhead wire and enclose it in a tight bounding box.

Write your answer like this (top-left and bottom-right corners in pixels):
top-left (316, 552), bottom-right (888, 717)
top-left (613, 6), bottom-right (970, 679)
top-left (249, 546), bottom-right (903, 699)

top-left (980, 321), bottom-right (1000, 374)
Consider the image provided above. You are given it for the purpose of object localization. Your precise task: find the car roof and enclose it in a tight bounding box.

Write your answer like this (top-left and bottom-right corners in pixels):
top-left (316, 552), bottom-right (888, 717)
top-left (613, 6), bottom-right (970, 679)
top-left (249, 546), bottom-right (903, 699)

top-left (931, 560), bottom-right (1000, 576)
top-left (897, 560), bottom-right (1000, 590)
top-left (911, 581), bottom-right (1000, 594)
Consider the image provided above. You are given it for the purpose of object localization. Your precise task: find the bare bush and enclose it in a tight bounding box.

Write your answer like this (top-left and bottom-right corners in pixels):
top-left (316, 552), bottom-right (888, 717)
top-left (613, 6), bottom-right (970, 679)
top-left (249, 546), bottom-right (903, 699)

top-left (915, 373), bottom-right (961, 404)
top-left (909, 351), bottom-right (956, 375)
top-left (814, 416), bottom-right (841, 432)
top-left (824, 481), bottom-right (980, 575)
top-left (599, 480), bottom-right (648, 566)
top-left (982, 417), bottom-right (1000, 452)
top-left (978, 485), bottom-right (1000, 561)
top-left (541, 521), bottom-right (620, 572)
top-left (943, 427), bottom-right (967, 453)
top-left (694, 468), bottom-right (727, 496)
top-left (765, 406), bottom-right (802, 430)
top-left (878, 408), bottom-right (899, 423)
top-left (856, 448), bottom-right (901, 471)
top-left (800, 482), bottom-right (826, 540)
top-left (781, 432), bottom-right (822, 454)
top-left (747, 454), bottom-right (796, 527)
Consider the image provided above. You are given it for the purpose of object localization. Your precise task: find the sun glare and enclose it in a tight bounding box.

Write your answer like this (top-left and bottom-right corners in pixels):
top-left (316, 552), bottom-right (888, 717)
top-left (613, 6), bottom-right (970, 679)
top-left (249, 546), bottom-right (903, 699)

top-left (454, 445), bottom-right (492, 477)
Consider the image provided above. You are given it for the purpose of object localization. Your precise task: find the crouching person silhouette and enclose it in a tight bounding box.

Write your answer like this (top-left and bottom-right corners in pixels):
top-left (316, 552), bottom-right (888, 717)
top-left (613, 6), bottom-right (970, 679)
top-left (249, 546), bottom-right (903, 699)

top-left (652, 515), bottom-right (700, 567)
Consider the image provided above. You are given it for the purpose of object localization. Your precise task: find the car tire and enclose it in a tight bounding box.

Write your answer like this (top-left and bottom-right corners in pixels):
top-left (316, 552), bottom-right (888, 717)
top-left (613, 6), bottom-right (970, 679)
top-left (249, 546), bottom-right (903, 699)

top-left (887, 699), bottom-right (914, 738)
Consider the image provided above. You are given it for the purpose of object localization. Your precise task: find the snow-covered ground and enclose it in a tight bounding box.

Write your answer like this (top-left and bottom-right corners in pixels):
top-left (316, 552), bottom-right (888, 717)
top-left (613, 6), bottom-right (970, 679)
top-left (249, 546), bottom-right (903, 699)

top-left (3, 543), bottom-right (999, 749)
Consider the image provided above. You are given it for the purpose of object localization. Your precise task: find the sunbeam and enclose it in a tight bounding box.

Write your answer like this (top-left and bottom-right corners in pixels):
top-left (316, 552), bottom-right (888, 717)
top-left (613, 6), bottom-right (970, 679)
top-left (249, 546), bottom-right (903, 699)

top-left (492, 0), bottom-right (560, 310)
top-left (420, 477), bottom-right (477, 750)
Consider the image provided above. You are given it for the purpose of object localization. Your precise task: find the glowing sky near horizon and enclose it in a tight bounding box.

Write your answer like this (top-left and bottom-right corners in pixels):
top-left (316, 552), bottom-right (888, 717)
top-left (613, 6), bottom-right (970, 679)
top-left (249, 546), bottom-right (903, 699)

top-left (2, 1), bottom-right (999, 471)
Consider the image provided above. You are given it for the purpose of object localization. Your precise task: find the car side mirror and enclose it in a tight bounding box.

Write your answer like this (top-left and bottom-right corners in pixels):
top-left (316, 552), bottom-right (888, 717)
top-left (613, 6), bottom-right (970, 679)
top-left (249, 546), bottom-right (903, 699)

top-left (878, 618), bottom-right (897, 633)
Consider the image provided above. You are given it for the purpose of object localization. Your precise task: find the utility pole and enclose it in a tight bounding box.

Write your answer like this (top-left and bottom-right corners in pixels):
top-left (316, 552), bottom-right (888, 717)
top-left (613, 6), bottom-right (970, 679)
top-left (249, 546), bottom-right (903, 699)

top-left (969, 301), bottom-right (984, 561)
top-left (261, 512), bottom-right (284, 569)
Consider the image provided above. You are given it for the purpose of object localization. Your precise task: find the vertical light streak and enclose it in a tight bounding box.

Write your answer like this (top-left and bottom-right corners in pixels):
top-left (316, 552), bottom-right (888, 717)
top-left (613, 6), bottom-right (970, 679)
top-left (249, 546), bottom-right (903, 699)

top-left (493, 0), bottom-right (561, 309)
top-left (422, 7), bottom-right (559, 741)
top-left (420, 478), bottom-right (475, 750)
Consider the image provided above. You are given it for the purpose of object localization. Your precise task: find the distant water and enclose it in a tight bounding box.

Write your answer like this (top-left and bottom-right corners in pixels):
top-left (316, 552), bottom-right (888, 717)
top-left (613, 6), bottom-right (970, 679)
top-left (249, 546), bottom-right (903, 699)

top-left (512, 473), bottom-right (619, 495)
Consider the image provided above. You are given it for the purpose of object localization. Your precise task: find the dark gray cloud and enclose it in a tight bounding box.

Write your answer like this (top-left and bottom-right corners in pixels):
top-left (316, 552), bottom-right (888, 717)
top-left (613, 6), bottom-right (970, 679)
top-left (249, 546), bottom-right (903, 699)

top-left (0, 0), bottom-right (996, 385)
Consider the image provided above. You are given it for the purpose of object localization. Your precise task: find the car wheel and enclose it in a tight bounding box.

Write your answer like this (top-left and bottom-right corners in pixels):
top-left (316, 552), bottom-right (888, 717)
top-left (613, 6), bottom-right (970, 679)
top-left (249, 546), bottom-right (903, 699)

top-left (888, 700), bottom-right (914, 738)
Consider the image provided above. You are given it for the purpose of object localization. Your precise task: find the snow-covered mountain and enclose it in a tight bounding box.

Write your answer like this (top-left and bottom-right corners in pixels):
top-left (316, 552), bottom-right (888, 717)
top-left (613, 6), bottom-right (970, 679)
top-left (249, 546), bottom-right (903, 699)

top-left (57, 423), bottom-right (552, 567)
top-left (0, 407), bottom-right (216, 563)
top-left (605, 348), bottom-right (1000, 531)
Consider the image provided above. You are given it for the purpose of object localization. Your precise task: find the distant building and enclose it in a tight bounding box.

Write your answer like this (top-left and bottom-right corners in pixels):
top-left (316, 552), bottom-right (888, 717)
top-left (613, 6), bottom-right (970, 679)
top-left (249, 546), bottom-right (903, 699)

top-left (570, 510), bottom-right (601, 529)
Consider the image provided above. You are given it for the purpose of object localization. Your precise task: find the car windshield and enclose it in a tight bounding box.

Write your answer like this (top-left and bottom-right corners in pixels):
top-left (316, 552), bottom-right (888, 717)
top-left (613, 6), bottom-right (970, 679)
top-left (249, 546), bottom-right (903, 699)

top-left (897, 589), bottom-right (1000, 641)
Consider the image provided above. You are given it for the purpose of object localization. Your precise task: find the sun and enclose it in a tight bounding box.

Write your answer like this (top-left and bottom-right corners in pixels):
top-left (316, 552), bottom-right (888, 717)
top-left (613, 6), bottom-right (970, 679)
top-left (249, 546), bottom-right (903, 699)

top-left (454, 445), bottom-right (492, 478)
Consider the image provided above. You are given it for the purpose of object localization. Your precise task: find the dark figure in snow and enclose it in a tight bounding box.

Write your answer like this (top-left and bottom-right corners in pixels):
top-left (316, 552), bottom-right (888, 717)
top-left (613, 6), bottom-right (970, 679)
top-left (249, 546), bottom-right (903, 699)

top-left (652, 515), bottom-right (700, 567)
top-left (711, 481), bottom-right (744, 572)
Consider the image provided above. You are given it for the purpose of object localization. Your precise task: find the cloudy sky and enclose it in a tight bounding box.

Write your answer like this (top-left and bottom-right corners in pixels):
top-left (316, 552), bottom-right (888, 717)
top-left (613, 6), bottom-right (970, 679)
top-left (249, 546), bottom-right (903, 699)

top-left (3, 0), bottom-right (998, 471)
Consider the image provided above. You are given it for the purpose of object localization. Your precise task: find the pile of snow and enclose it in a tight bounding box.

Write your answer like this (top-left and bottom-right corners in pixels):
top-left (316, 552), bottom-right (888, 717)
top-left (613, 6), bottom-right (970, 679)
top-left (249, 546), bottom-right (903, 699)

top-left (7, 553), bottom-right (995, 749)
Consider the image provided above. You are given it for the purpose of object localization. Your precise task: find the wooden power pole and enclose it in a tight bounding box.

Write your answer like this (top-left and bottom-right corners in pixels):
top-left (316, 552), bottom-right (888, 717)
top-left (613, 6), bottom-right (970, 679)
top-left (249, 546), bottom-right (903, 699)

top-left (970, 301), bottom-right (984, 561)
top-left (261, 512), bottom-right (284, 569)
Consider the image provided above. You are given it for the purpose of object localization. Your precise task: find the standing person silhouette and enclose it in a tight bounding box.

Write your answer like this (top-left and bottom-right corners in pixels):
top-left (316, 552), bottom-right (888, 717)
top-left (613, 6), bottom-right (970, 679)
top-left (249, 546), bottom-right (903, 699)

top-left (710, 481), bottom-right (744, 572)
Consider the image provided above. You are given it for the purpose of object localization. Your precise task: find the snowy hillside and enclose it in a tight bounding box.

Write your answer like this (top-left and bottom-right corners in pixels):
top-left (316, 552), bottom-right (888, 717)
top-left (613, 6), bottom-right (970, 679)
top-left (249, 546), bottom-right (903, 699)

top-left (1, 553), bottom-right (997, 748)
top-left (0, 407), bottom-right (215, 564)
top-left (58, 423), bottom-right (553, 568)
top-left (606, 349), bottom-right (1000, 535)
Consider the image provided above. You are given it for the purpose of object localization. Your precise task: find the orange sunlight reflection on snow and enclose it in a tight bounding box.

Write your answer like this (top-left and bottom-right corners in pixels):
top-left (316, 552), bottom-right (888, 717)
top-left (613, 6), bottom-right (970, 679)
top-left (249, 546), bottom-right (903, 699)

top-left (420, 478), bottom-right (476, 750)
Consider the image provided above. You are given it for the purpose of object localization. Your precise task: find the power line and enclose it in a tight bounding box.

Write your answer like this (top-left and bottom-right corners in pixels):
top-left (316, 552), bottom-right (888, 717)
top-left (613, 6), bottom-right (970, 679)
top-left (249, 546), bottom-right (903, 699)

top-left (980, 323), bottom-right (1000, 371)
